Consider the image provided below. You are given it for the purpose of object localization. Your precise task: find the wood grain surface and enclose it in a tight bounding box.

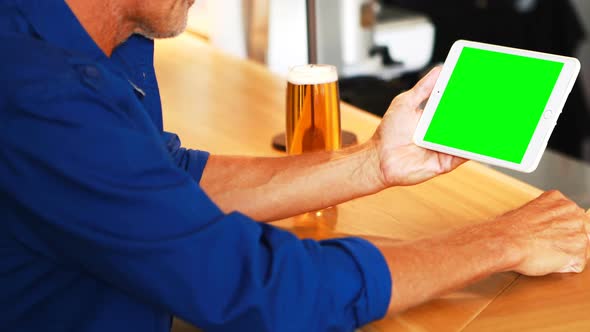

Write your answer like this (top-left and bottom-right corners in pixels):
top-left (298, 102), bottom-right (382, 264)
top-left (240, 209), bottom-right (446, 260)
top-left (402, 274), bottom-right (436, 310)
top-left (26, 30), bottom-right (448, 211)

top-left (154, 34), bottom-right (579, 332)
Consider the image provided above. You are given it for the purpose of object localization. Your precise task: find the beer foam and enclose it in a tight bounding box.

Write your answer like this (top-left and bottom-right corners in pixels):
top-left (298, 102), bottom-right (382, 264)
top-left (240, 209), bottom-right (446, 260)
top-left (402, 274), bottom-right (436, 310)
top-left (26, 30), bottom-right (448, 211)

top-left (287, 64), bottom-right (338, 85)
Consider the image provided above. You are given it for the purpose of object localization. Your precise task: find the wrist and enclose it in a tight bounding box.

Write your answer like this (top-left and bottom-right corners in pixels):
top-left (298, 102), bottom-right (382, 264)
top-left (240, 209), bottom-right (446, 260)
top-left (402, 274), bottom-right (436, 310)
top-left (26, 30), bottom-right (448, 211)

top-left (477, 220), bottom-right (525, 273)
top-left (351, 139), bottom-right (388, 193)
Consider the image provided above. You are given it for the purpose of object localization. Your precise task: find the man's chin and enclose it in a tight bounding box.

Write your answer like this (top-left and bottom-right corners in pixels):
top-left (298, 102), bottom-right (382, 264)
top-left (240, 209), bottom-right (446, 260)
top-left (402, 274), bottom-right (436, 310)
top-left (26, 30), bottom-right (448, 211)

top-left (136, 31), bottom-right (185, 40)
top-left (135, 21), bottom-right (188, 40)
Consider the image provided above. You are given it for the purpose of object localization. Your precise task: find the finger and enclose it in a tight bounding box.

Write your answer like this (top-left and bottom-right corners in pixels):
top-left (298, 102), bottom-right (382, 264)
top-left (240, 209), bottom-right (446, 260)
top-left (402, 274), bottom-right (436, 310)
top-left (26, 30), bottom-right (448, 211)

top-left (409, 66), bottom-right (442, 105)
top-left (557, 263), bottom-right (584, 274)
top-left (451, 157), bottom-right (469, 169)
top-left (585, 209), bottom-right (590, 260)
top-left (434, 155), bottom-right (469, 175)
top-left (541, 189), bottom-right (565, 199)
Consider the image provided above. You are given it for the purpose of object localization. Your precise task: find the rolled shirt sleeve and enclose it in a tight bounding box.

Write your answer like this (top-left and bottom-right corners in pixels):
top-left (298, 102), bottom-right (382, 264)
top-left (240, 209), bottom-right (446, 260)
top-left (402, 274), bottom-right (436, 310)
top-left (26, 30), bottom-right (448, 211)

top-left (322, 238), bottom-right (392, 326)
top-left (161, 131), bottom-right (210, 183)
top-left (0, 64), bottom-right (391, 331)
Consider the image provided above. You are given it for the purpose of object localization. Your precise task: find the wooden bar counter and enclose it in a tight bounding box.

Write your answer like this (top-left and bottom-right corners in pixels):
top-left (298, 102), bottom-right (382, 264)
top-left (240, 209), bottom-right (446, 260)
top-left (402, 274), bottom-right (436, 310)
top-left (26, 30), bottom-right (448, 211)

top-left (155, 33), bottom-right (588, 332)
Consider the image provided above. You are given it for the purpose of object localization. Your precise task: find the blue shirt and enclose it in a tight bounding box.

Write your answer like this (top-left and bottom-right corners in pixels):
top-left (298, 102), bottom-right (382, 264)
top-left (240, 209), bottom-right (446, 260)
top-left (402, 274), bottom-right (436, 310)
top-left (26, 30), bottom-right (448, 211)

top-left (0, 1), bottom-right (391, 331)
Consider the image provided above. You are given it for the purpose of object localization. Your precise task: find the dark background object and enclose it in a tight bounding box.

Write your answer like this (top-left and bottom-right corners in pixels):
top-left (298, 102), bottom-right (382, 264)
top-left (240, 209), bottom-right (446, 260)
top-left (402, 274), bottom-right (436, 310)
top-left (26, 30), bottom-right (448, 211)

top-left (341, 0), bottom-right (589, 159)
top-left (339, 75), bottom-right (413, 118)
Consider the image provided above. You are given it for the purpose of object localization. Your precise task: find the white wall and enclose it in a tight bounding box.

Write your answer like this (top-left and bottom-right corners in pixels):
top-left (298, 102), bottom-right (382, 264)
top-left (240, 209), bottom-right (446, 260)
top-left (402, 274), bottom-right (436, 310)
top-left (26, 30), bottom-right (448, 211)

top-left (187, 1), bottom-right (209, 36)
top-left (267, 0), bottom-right (308, 76)
top-left (571, 0), bottom-right (590, 107)
top-left (187, 0), bottom-right (247, 59)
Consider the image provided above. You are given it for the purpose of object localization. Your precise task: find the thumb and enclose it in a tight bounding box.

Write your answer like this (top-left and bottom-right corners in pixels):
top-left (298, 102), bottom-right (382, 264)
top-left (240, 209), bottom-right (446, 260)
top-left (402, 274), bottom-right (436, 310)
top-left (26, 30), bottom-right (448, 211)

top-left (410, 66), bottom-right (442, 105)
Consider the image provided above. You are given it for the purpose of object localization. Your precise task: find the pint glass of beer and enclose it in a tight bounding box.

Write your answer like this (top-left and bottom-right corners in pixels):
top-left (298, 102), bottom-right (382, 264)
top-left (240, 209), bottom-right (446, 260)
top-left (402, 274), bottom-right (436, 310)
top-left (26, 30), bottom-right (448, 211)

top-left (286, 65), bottom-right (342, 155)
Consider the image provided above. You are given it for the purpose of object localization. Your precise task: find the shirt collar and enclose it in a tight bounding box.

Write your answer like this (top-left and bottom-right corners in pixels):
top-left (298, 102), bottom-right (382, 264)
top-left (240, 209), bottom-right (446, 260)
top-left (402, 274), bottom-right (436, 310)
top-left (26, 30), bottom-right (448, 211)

top-left (112, 35), bottom-right (155, 71)
top-left (16, 0), bottom-right (156, 76)
top-left (17, 0), bottom-right (106, 60)
top-left (16, 0), bottom-right (161, 128)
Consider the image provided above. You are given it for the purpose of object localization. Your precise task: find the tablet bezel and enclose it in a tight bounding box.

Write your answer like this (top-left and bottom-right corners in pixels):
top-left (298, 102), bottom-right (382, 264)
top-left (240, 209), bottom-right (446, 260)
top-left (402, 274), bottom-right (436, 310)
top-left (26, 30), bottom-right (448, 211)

top-left (413, 40), bottom-right (581, 173)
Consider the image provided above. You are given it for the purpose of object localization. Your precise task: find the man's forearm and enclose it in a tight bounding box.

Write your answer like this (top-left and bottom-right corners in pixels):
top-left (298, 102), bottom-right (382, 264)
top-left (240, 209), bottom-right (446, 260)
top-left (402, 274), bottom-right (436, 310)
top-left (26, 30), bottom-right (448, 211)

top-left (365, 221), bottom-right (519, 314)
top-left (200, 141), bottom-right (384, 221)
top-left (199, 67), bottom-right (468, 222)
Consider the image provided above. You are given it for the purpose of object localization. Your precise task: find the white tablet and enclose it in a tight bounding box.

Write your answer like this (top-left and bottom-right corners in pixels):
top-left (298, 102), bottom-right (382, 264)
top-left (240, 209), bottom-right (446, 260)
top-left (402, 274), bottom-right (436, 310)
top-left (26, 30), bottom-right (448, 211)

top-left (413, 40), bottom-right (580, 172)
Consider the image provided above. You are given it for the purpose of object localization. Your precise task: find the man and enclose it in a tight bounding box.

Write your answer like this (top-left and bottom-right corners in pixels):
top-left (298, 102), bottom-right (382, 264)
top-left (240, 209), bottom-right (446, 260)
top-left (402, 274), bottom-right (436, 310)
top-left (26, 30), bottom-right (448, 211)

top-left (0, 1), bottom-right (588, 331)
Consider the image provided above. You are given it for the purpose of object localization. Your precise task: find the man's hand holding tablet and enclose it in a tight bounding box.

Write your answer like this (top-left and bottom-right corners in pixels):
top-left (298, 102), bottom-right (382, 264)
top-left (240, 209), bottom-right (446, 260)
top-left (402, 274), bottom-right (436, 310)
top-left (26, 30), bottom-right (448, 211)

top-left (413, 40), bottom-right (580, 173)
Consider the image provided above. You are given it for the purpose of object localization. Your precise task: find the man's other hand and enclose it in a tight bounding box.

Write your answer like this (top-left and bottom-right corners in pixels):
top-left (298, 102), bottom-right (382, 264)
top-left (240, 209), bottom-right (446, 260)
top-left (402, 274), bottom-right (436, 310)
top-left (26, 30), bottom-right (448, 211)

top-left (495, 190), bottom-right (590, 276)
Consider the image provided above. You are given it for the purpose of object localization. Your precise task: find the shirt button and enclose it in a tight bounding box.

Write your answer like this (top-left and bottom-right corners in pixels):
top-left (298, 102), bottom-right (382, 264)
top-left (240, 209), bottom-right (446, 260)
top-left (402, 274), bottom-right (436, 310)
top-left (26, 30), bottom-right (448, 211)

top-left (142, 72), bottom-right (147, 80)
top-left (84, 66), bottom-right (101, 79)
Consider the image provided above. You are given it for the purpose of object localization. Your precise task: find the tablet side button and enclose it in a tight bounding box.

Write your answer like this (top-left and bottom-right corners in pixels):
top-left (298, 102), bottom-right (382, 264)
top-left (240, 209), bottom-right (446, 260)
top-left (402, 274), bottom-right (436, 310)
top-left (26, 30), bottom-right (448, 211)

top-left (543, 109), bottom-right (554, 120)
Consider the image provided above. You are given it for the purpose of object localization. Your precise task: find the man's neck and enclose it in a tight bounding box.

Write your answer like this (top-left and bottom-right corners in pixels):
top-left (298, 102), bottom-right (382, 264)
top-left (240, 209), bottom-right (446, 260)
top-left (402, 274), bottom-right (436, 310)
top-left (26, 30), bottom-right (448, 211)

top-left (65, 0), bottom-right (135, 57)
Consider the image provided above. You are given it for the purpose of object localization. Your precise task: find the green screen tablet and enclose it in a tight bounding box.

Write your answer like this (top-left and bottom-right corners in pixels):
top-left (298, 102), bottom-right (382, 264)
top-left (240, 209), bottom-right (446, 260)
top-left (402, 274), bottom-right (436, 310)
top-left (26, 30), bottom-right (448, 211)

top-left (414, 40), bottom-right (580, 172)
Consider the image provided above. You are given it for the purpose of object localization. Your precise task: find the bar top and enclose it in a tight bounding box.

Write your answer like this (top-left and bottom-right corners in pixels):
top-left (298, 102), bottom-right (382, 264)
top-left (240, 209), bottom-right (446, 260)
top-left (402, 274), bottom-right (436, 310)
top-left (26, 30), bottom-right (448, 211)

top-left (156, 33), bottom-right (587, 332)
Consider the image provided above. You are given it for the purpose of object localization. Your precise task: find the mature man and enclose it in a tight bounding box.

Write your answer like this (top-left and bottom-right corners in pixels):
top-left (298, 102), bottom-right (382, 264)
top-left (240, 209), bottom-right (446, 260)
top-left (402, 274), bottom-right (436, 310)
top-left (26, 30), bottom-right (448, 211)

top-left (1, 0), bottom-right (589, 331)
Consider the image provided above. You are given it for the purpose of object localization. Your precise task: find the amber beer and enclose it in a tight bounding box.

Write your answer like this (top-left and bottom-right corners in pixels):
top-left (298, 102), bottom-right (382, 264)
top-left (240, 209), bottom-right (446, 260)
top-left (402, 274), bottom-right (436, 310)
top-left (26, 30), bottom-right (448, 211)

top-left (286, 65), bottom-right (342, 154)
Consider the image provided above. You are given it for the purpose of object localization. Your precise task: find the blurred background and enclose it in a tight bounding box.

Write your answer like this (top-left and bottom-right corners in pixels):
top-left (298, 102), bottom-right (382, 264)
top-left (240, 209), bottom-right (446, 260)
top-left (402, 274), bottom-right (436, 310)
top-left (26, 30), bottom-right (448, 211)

top-left (182, 0), bottom-right (590, 205)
